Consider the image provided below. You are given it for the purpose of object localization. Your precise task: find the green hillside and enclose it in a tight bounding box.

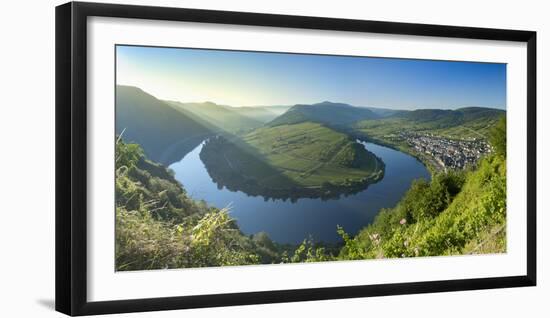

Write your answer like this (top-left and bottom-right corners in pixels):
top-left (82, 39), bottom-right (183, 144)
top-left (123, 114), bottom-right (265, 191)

top-left (337, 154), bottom-right (506, 259)
top-left (200, 122), bottom-right (384, 199)
top-left (355, 107), bottom-right (505, 140)
top-left (116, 86), bottom-right (211, 165)
top-left (393, 108), bottom-right (456, 121)
top-left (167, 101), bottom-right (264, 133)
top-left (268, 101), bottom-right (379, 127)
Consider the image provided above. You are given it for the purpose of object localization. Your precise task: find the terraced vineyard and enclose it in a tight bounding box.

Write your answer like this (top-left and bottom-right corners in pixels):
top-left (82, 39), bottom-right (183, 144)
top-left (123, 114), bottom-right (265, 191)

top-left (200, 122), bottom-right (384, 199)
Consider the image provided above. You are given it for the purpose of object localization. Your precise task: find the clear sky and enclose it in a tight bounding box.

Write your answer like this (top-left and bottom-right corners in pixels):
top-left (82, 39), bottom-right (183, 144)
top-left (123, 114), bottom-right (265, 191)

top-left (116, 45), bottom-right (506, 110)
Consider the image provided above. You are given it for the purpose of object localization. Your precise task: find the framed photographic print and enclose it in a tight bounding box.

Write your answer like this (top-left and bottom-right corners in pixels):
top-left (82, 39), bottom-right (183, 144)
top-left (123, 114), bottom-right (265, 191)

top-left (55, 1), bottom-right (536, 316)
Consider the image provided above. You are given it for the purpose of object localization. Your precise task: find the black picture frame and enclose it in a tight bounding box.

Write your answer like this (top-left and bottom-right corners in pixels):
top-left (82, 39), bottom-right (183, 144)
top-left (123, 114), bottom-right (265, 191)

top-left (55, 1), bottom-right (537, 316)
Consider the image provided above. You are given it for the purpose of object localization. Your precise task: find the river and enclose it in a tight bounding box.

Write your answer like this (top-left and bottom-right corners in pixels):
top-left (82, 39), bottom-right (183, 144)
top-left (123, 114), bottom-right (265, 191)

top-left (169, 141), bottom-right (430, 243)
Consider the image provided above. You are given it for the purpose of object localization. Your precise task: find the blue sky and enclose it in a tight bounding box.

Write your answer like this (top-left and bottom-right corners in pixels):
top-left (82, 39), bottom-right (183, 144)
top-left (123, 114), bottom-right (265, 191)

top-left (116, 45), bottom-right (506, 110)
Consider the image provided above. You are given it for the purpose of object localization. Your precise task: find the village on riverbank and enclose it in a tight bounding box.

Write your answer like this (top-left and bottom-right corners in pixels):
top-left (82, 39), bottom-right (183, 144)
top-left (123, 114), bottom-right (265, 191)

top-left (383, 131), bottom-right (493, 172)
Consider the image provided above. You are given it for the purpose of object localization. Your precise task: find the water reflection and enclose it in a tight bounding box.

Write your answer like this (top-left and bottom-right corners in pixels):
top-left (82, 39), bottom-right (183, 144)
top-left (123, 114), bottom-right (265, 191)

top-left (169, 141), bottom-right (430, 243)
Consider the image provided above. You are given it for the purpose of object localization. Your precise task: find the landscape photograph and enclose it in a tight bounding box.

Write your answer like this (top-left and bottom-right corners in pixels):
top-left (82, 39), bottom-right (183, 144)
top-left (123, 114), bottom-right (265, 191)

top-left (114, 45), bottom-right (507, 271)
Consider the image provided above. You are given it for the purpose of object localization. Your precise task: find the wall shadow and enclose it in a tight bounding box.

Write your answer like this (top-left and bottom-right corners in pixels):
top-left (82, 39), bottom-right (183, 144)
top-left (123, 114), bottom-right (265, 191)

top-left (36, 299), bottom-right (55, 311)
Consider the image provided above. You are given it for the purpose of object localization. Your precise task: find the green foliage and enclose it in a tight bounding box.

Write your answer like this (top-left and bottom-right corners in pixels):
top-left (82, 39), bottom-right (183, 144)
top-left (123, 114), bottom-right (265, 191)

top-left (337, 225), bottom-right (368, 260)
top-left (116, 207), bottom-right (177, 271)
top-left (338, 154), bottom-right (506, 260)
top-left (116, 137), bottom-right (143, 169)
top-left (116, 206), bottom-right (261, 270)
top-left (252, 232), bottom-right (283, 263)
top-left (489, 116), bottom-right (506, 157)
top-left (411, 157), bottom-right (506, 256)
top-left (401, 172), bottom-right (465, 222)
top-left (186, 209), bottom-right (261, 267)
top-left (290, 237), bottom-right (335, 263)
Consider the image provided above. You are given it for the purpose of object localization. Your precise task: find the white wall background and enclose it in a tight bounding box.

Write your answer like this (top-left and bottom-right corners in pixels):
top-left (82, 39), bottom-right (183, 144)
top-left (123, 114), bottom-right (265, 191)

top-left (0, 0), bottom-right (546, 316)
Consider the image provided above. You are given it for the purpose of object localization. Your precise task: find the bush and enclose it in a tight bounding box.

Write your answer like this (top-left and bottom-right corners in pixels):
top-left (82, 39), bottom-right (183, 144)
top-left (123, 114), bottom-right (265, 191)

top-left (489, 116), bottom-right (506, 157)
top-left (338, 154), bottom-right (505, 260)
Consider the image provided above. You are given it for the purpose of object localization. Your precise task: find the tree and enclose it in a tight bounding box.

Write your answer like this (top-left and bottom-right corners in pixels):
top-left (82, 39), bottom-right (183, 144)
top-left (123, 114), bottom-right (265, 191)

top-left (489, 116), bottom-right (506, 157)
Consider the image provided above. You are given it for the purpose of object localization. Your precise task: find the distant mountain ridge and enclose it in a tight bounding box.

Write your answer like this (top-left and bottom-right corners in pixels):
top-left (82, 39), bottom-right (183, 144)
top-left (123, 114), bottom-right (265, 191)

top-left (387, 106), bottom-right (505, 127)
top-left (266, 101), bottom-right (505, 129)
top-left (268, 101), bottom-right (380, 127)
top-left (360, 106), bottom-right (402, 118)
top-left (231, 105), bottom-right (291, 123)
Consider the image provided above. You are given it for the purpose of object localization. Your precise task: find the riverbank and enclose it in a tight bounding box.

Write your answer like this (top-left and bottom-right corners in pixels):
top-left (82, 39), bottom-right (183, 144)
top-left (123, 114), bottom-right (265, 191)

top-left (348, 130), bottom-right (442, 175)
top-left (170, 140), bottom-right (429, 243)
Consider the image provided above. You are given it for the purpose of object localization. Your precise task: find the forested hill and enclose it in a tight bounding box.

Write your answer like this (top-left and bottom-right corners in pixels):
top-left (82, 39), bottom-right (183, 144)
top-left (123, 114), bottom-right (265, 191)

top-left (268, 101), bottom-right (380, 127)
top-left (361, 106), bottom-right (402, 118)
top-left (354, 106), bottom-right (505, 141)
top-left (266, 102), bottom-right (503, 132)
top-left (389, 107), bottom-right (505, 124)
top-left (116, 85), bottom-right (211, 165)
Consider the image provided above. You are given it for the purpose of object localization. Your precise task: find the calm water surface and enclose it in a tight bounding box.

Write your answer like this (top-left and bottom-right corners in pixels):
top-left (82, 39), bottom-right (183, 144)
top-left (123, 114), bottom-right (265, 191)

top-left (169, 141), bottom-right (430, 243)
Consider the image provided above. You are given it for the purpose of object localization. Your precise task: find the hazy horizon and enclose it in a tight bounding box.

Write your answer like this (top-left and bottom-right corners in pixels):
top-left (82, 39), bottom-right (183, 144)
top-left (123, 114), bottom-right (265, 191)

top-left (120, 85), bottom-right (505, 112)
top-left (164, 97), bottom-right (506, 112)
top-left (117, 45), bottom-right (506, 110)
